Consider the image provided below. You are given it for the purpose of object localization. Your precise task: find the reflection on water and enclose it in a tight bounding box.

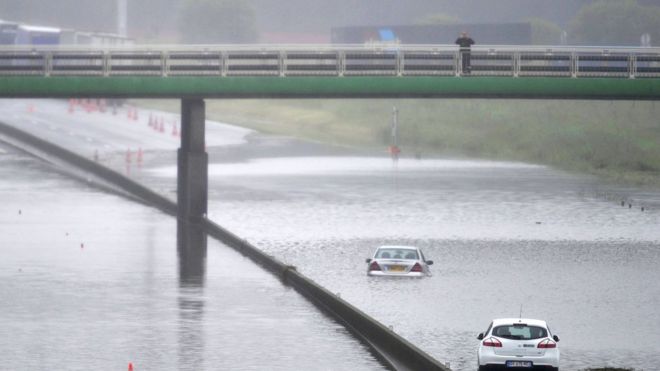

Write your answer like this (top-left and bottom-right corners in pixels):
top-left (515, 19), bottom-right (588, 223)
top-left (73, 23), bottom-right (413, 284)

top-left (6, 95), bottom-right (660, 370)
top-left (177, 222), bottom-right (207, 371)
top-left (172, 152), bottom-right (659, 371)
top-left (150, 156), bottom-right (542, 178)
top-left (177, 221), bottom-right (207, 286)
top-left (178, 285), bottom-right (205, 371)
top-left (0, 143), bottom-right (385, 371)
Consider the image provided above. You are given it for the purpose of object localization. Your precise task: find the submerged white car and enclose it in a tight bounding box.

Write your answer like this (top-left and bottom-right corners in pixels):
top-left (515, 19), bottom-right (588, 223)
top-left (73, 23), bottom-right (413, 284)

top-left (365, 245), bottom-right (433, 277)
top-left (477, 318), bottom-right (560, 371)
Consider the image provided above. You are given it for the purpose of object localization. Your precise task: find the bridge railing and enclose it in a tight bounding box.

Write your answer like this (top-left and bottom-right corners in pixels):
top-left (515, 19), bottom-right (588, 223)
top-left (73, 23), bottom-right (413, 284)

top-left (1, 44), bottom-right (659, 78)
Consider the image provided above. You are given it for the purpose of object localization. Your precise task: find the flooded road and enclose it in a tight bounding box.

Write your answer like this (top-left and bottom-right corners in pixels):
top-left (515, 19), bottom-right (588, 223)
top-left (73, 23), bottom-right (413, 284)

top-left (3, 99), bottom-right (660, 370)
top-left (0, 113), bottom-right (384, 369)
top-left (149, 140), bottom-right (660, 370)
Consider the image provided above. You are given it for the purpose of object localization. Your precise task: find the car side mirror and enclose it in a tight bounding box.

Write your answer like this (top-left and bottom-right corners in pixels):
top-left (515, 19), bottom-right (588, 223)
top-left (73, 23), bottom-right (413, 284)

top-left (477, 333), bottom-right (484, 340)
top-left (426, 260), bottom-right (434, 265)
top-left (553, 335), bottom-right (559, 342)
top-left (365, 258), bottom-right (372, 263)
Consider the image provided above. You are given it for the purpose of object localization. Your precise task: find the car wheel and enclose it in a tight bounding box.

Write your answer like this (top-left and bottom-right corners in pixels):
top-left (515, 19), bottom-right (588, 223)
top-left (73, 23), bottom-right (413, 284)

top-left (477, 366), bottom-right (487, 371)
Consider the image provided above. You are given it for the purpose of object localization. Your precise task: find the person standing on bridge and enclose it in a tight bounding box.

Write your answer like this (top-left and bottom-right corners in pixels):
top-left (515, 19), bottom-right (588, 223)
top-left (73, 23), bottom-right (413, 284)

top-left (455, 31), bottom-right (475, 75)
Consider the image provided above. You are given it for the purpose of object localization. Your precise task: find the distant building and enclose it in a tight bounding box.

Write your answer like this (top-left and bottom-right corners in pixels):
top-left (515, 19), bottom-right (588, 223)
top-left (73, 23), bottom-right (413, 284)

top-left (331, 23), bottom-right (532, 45)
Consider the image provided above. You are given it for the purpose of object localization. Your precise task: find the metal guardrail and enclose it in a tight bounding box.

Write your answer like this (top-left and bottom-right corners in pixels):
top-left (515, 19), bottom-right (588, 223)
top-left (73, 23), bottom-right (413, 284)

top-left (1, 44), bottom-right (660, 78)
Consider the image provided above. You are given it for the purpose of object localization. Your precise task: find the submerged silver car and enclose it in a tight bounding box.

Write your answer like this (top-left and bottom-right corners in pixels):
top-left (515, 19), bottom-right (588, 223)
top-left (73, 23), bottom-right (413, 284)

top-left (366, 245), bottom-right (433, 277)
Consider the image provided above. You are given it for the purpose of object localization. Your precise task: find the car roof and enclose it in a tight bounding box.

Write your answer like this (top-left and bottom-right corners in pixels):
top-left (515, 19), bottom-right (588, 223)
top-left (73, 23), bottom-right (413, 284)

top-left (377, 245), bottom-right (419, 250)
top-left (491, 318), bottom-right (548, 327)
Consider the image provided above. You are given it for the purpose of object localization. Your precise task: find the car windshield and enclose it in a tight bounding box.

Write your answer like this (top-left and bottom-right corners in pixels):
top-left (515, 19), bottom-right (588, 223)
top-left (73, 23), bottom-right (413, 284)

top-left (376, 248), bottom-right (418, 260)
top-left (492, 325), bottom-right (547, 340)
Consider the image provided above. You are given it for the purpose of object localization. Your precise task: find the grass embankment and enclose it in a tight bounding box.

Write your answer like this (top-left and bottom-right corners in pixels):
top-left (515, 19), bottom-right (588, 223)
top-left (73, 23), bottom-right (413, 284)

top-left (136, 99), bottom-right (660, 187)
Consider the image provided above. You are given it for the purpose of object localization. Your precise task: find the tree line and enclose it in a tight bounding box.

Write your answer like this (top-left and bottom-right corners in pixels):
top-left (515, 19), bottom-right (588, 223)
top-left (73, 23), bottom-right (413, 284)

top-left (418, 0), bottom-right (660, 46)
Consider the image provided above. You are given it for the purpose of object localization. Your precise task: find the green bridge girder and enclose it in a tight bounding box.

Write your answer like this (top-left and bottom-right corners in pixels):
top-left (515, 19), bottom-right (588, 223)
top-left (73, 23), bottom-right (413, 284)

top-left (2, 76), bottom-right (660, 100)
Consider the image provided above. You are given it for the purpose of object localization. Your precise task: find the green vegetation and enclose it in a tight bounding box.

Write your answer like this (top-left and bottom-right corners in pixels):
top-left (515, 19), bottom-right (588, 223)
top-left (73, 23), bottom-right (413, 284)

top-left (569, 0), bottom-right (660, 45)
top-left (525, 17), bottom-right (563, 45)
top-left (137, 99), bottom-right (660, 187)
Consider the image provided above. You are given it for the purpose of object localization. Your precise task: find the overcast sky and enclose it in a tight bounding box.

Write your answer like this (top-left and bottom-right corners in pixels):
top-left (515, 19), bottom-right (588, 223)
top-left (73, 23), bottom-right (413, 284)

top-left (0, 0), bottom-right (592, 35)
top-left (1, 0), bottom-right (658, 44)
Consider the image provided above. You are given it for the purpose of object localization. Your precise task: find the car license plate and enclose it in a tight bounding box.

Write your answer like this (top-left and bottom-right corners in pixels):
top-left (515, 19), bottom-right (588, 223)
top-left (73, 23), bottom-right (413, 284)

top-left (506, 360), bottom-right (532, 368)
top-left (388, 265), bottom-right (405, 272)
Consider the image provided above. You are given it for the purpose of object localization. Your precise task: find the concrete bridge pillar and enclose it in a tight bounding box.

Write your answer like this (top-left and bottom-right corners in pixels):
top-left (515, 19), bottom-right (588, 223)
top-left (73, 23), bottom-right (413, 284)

top-left (177, 99), bottom-right (208, 225)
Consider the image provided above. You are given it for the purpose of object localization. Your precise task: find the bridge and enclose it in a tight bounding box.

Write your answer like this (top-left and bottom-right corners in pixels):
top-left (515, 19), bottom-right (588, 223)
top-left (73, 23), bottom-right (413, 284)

top-left (4, 44), bottom-right (659, 223)
top-left (1, 44), bottom-right (660, 99)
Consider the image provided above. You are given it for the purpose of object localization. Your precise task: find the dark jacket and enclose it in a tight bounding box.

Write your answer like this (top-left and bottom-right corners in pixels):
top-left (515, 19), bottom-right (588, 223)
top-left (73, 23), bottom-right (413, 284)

top-left (455, 37), bottom-right (475, 49)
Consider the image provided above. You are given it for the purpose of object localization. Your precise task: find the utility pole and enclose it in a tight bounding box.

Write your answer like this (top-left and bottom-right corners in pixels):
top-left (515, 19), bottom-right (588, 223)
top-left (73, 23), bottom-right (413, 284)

top-left (117, 0), bottom-right (128, 37)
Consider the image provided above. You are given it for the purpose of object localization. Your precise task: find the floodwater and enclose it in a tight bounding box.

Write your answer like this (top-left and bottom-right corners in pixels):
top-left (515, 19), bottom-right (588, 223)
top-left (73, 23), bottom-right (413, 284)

top-left (149, 140), bottom-right (660, 370)
top-left (3, 99), bottom-right (660, 370)
top-left (0, 141), bottom-right (384, 370)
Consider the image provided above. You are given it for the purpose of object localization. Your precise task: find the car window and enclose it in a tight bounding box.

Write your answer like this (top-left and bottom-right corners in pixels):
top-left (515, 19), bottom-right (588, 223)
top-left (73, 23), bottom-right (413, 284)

top-left (403, 251), bottom-right (418, 259)
top-left (376, 249), bottom-right (394, 259)
top-left (492, 325), bottom-right (547, 340)
top-left (376, 249), bottom-right (418, 259)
